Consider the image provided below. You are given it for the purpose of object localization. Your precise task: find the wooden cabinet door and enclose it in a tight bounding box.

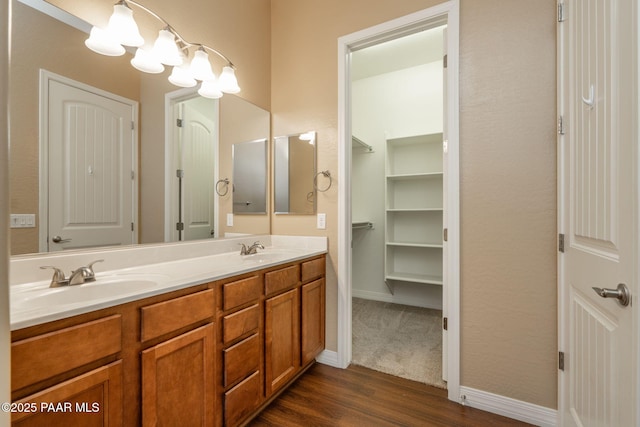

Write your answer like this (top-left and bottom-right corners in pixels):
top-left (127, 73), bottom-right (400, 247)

top-left (141, 324), bottom-right (215, 427)
top-left (11, 361), bottom-right (123, 427)
top-left (264, 288), bottom-right (300, 396)
top-left (301, 278), bottom-right (325, 366)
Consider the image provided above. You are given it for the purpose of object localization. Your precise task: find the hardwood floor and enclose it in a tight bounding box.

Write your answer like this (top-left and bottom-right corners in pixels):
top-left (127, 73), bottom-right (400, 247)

top-left (249, 364), bottom-right (533, 427)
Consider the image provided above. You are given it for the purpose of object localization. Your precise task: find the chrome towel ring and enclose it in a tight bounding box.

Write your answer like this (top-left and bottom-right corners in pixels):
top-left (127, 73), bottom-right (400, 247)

top-left (215, 178), bottom-right (229, 196)
top-left (314, 170), bottom-right (332, 192)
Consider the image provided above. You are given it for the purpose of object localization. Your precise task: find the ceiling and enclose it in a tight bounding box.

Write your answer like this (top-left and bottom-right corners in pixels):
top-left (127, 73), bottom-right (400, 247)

top-left (351, 25), bottom-right (446, 81)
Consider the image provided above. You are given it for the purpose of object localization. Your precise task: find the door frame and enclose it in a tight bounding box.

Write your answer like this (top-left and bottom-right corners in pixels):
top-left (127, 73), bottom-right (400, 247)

top-left (164, 87), bottom-right (220, 242)
top-left (336, 1), bottom-right (460, 402)
top-left (38, 70), bottom-right (139, 252)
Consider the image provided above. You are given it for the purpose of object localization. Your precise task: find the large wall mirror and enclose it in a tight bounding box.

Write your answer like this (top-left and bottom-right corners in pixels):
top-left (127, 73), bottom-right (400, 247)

top-left (274, 131), bottom-right (316, 215)
top-left (9, 0), bottom-right (271, 256)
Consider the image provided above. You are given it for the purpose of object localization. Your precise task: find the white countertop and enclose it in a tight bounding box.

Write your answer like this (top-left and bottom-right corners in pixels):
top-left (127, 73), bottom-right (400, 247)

top-left (10, 235), bottom-right (327, 330)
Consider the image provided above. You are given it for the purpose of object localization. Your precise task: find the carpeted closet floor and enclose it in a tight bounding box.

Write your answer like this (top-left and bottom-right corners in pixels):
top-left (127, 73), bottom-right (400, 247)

top-left (351, 297), bottom-right (446, 389)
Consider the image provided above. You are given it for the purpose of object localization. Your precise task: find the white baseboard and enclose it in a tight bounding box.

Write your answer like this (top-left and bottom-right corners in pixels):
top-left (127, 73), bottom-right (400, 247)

top-left (459, 386), bottom-right (557, 427)
top-left (315, 350), bottom-right (340, 368)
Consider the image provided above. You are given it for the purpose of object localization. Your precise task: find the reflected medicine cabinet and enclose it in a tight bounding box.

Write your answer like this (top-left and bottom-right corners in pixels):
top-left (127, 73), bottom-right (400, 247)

top-left (384, 133), bottom-right (444, 293)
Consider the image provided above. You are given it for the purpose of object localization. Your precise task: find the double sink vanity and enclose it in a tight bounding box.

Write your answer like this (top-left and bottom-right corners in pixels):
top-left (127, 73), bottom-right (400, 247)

top-left (8, 235), bottom-right (327, 426)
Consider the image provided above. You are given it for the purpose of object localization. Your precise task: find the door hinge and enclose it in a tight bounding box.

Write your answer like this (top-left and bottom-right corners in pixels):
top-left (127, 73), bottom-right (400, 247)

top-left (176, 222), bottom-right (184, 231)
top-left (131, 222), bottom-right (134, 231)
top-left (176, 118), bottom-right (183, 128)
top-left (559, 351), bottom-right (565, 371)
top-left (558, 115), bottom-right (565, 135)
top-left (559, 233), bottom-right (565, 253)
top-left (443, 228), bottom-right (448, 242)
top-left (558, 2), bottom-right (565, 22)
top-left (176, 169), bottom-right (184, 179)
top-left (443, 317), bottom-right (448, 331)
top-left (131, 170), bottom-right (135, 180)
top-left (443, 54), bottom-right (448, 68)
top-left (131, 121), bottom-right (135, 131)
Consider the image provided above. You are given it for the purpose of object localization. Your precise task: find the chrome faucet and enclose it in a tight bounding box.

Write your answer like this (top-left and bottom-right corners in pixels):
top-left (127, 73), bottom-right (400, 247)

top-left (40, 260), bottom-right (104, 287)
top-left (239, 241), bottom-right (265, 255)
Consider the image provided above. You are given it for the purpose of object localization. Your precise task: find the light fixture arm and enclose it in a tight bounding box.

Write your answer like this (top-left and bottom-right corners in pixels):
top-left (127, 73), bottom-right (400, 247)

top-left (122, 0), bottom-right (235, 67)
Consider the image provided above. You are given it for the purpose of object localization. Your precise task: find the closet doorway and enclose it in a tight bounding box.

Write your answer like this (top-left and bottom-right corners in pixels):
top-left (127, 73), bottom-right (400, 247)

top-left (337, 1), bottom-right (460, 401)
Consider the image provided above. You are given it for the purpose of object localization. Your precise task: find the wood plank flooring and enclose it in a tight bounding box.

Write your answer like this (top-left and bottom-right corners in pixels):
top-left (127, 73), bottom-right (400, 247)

top-left (249, 363), bottom-right (533, 427)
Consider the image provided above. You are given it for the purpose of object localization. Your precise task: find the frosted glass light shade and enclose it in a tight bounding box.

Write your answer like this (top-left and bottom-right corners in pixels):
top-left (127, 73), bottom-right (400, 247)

top-left (106, 4), bottom-right (144, 47)
top-left (169, 65), bottom-right (197, 87)
top-left (198, 79), bottom-right (223, 99)
top-left (190, 49), bottom-right (215, 81)
top-left (151, 29), bottom-right (183, 66)
top-left (131, 48), bottom-right (164, 74)
top-left (218, 66), bottom-right (241, 93)
top-left (85, 26), bottom-right (125, 56)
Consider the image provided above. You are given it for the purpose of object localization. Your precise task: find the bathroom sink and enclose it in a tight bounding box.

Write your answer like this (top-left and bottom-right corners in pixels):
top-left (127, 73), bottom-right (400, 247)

top-left (12, 274), bottom-right (167, 311)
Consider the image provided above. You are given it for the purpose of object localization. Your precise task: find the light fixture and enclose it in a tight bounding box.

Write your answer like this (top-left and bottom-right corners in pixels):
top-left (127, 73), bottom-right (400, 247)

top-left (85, 0), bottom-right (240, 97)
top-left (85, 27), bottom-right (126, 56)
top-left (169, 64), bottom-right (197, 88)
top-left (218, 66), bottom-right (241, 94)
top-left (198, 79), bottom-right (223, 99)
top-left (131, 48), bottom-right (164, 73)
top-left (106, 2), bottom-right (144, 47)
top-left (190, 48), bottom-right (215, 81)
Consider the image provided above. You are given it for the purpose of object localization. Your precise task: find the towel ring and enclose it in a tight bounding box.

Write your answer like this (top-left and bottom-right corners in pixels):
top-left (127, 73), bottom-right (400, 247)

top-left (215, 178), bottom-right (229, 196)
top-left (313, 170), bottom-right (332, 192)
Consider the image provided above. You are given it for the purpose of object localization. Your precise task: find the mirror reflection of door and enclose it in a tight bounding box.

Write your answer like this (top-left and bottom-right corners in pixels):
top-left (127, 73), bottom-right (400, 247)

top-left (44, 72), bottom-right (137, 252)
top-left (175, 97), bottom-right (218, 241)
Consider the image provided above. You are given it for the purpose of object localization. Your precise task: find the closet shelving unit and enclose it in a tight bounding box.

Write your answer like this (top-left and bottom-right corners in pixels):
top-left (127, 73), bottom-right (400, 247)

top-left (352, 135), bottom-right (374, 231)
top-left (384, 133), bottom-right (443, 294)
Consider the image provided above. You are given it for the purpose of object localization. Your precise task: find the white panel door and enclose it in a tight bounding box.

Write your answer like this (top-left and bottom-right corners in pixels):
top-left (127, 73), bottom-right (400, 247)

top-left (559, 1), bottom-right (637, 426)
top-left (181, 100), bottom-right (217, 240)
top-left (48, 78), bottom-right (136, 251)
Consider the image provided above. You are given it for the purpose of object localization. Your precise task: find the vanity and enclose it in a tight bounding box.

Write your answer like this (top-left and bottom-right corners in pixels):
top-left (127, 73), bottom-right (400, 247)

top-left (8, 235), bottom-right (326, 426)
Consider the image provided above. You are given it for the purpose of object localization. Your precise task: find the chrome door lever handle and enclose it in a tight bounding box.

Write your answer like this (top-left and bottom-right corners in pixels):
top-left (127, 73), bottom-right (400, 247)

top-left (51, 235), bottom-right (71, 244)
top-left (592, 283), bottom-right (631, 307)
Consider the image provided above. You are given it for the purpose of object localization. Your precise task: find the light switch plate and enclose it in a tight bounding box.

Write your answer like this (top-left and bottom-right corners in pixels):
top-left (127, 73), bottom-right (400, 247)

top-left (226, 213), bottom-right (234, 227)
top-left (10, 214), bottom-right (36, 228)
top-left (317, 213), bottom-right (326, 230)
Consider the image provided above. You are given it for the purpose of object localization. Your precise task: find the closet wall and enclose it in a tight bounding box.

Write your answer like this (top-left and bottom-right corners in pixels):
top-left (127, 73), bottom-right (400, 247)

top-left (352, 36), bottom-right (444, 309)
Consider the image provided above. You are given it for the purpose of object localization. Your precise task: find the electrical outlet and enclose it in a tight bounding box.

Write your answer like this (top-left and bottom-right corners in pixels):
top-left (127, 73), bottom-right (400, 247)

top-left (226, 213), bottom-right (234, 227)
top-left (317, 213), bottom-right (326, 230)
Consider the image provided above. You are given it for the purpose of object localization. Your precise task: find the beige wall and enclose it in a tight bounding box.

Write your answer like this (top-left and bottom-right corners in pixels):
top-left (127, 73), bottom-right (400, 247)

top-left (1, 0), bottom-right (10, 422)
top-left (271, 0), bottom-right (557, 409)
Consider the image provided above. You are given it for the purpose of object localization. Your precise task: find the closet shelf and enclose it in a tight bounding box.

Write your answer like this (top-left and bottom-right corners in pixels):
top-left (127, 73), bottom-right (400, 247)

top-left (386, 208), bottom-right (443, 212)
top-left (386, 172), bottom-right (443, 180)
top-left (386, 241), bottom-right (443, 249)
top-left (385, 272), bottom-right (443, 286)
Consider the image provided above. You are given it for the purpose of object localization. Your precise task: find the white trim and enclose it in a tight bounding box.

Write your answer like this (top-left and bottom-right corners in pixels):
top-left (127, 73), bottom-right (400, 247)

top-left (459, 386), bottom-right (558, 427)
top-left (316, 350), bottom-right (340, 367)
top-left (38, 70), bottom-right (139, 252)
top-left (337, 0), bottom-right (460, 400)
top-left (18, 0), bottom-right (91, 34)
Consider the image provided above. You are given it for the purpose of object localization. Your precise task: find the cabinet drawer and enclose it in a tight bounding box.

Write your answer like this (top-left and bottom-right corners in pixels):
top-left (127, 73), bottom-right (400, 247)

top-left (301, 257), bottom-right (325, 282)
top-left (265, 264), bottom-right (300, 296)
top-left (222, 275), bottom-right (261, 311)
top-left (141, 289), bottom-right (214, 342)
top-left (223, 304), bottom-right (259, 344)
top-left (12, 315), bottom-right (122, 391)
top-left (224, 370), bottom-right (261, 427)
top-left (223, 333), bottom-right (260, 387)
